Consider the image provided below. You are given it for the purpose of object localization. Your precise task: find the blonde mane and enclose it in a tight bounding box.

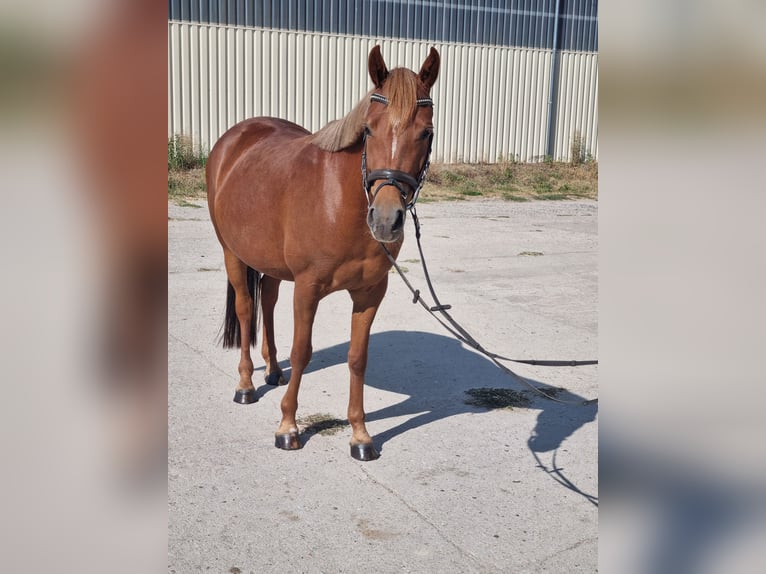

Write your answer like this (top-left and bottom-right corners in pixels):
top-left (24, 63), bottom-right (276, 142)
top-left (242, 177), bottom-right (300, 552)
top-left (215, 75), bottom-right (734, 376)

top-left (309, 68), bottom-right (420, 152)
top-left (308, 90), bottom-right (372, 152)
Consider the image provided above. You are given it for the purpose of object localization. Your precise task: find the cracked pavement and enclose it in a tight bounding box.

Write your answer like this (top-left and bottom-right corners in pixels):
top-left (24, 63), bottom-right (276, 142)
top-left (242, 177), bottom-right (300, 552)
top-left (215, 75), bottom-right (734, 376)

top-left (169, 199), bottom-right (598, 573)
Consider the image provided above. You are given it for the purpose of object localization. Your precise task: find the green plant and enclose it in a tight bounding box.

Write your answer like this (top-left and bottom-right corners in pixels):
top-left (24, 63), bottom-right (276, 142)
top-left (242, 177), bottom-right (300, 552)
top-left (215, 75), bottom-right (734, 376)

top-left (168, 135), bottom-right (208, 170)
top-left (570, 130), bottom-right (585, 165)
top-left (441, 170), bottom-right (466, 185)
top-left (532, 175), bottom-right (553, 194)
top-left (168, 164), bottom-right (207, 201)
top-left (489, 164), bottom-right (515, 186)
top-left (496, 153), bottom-right (519, 164)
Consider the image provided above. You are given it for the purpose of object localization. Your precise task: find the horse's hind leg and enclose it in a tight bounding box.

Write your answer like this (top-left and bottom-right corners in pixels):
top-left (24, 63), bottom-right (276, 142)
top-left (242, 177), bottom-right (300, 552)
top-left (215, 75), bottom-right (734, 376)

top-left (260, 275), bottom-right (285, 386)
top-left (223, 249), bottom-right (259, 404)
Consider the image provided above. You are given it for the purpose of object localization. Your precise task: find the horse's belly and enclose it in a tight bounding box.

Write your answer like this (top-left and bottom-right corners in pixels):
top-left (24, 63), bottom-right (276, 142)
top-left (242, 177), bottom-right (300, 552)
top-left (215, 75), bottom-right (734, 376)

top-left (214, 191), bottom-right (295, 280)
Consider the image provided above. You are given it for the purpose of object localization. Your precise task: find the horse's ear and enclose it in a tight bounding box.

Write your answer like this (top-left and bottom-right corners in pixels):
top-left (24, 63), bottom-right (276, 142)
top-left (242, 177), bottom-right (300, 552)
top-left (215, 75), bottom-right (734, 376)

top-left (368, 45), bottom-right (389, 89)
top-left (418, 47), bottom-right (440, 92)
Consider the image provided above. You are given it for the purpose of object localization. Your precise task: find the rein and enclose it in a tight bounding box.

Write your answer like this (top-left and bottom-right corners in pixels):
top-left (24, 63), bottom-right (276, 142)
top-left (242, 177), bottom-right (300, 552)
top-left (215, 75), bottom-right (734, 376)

top-left (361, 93), bottom-right (433, 210)
top-left (380, 208), bottom-right (598, 407)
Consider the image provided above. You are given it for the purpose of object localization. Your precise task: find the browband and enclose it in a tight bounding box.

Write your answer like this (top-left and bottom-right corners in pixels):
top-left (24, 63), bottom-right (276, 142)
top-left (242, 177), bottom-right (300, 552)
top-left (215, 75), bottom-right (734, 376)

top-left (371, 93), bottom-right (433, 107)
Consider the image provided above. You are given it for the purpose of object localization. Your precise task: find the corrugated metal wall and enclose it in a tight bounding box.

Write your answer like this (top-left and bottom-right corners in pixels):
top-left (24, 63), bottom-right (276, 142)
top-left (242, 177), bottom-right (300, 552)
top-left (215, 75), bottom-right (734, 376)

top-left (168, 1), bottom-right (598, 52)
top-left (168, 17), bottom-right (598, 162)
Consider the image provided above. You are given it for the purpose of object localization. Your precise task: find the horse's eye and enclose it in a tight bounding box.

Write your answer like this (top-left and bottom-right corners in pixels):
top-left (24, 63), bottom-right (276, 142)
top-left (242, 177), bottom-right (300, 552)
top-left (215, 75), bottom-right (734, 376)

top-left (421, 129), bottom-right (433, 140)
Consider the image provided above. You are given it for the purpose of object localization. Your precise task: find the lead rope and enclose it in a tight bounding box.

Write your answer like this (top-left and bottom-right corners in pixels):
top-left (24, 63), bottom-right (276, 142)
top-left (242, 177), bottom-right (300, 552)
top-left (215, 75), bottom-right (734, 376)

top-left (380, 207), bottom-right (598, 407)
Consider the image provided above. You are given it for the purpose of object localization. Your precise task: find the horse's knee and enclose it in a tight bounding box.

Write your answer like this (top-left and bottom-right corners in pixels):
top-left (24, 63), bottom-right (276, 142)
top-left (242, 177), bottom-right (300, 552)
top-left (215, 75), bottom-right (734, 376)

top-left (290, 344), bottom-right (313, 372)
top-left (347, 350), bottom-right (367, 377)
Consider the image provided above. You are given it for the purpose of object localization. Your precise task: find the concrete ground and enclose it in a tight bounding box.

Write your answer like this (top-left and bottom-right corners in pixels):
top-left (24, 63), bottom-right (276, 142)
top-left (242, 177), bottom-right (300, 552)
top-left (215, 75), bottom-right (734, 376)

top-left (169, 199), bottom-right (598, 573)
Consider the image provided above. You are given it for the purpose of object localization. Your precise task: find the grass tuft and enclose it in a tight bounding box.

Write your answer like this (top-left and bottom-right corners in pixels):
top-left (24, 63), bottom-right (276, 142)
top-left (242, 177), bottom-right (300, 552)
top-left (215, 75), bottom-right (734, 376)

top-left (168, 135), bottom-right (208, 170)
top-left (168, 135), bottom-right (209, 203)
top-left (464, 386), bottom-right (566, 410)
top-left (464, 388), bottom-right (532, 410)
top-left (296, 414), bottom-right (349, 436)
top-left (423, 161), bottom-right (597, 202)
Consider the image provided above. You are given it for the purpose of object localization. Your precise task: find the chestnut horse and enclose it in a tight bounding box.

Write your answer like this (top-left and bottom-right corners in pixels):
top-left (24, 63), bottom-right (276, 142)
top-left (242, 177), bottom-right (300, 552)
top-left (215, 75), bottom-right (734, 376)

top-left (207, 46), bottom-right (440, 460)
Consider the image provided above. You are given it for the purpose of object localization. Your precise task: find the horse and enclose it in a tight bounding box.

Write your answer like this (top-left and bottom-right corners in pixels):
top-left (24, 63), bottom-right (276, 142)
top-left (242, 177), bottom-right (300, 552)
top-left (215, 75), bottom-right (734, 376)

top-left (206, 46), bottom-right (440, 461)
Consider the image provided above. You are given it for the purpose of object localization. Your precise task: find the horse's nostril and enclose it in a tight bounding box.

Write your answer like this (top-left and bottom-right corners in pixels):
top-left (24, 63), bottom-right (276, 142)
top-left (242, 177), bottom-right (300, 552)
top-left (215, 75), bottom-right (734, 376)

top-left (392, 209), bottom-right (404, 231)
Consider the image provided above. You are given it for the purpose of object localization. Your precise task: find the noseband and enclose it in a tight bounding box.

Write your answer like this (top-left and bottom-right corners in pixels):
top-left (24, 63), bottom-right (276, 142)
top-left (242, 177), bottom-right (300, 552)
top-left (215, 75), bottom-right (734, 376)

top-left (361, 93), bottom-right (434, 210)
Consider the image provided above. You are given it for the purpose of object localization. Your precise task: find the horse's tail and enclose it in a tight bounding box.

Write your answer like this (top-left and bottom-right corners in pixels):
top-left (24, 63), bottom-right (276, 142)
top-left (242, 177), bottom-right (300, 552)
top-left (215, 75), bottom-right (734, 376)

top-left (222, 266), bottom-right (261, 349)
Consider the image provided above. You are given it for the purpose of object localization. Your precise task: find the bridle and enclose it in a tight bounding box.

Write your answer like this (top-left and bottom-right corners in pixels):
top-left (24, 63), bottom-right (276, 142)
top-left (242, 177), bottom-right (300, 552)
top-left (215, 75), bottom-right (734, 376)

top-left (361, 92), bottom-right (434, 211)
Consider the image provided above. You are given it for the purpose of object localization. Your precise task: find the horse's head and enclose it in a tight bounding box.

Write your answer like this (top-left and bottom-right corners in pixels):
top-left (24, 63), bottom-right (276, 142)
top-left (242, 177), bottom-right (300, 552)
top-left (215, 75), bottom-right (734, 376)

top-left (363, 46), bottom-right (440, 243)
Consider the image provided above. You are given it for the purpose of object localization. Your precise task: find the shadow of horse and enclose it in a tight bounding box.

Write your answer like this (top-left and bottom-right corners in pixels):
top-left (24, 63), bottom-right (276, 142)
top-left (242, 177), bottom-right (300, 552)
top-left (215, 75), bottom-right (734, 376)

top-left (257, 329), bottom-right (598, 504)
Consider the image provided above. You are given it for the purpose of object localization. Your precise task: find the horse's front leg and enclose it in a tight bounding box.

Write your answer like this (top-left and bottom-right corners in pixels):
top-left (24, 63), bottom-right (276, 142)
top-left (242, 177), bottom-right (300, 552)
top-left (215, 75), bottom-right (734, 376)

top-left (347, 277), bottom-right (388, 461)
top-left (274, 282), bottom-right (320, 450)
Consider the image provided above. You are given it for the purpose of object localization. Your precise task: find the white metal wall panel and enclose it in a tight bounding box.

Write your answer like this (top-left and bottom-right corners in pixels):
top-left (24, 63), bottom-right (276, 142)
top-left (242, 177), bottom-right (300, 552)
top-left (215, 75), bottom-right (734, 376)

top-left (168, 21), bottom-right (598, 163)
top-left (553, 51), bottom-right (599, 161)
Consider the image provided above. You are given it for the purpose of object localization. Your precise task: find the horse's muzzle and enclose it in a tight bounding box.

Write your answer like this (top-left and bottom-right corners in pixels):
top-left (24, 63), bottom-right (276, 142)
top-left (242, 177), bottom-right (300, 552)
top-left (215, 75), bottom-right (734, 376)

top-left (367, 205), bottom-right (405, 243)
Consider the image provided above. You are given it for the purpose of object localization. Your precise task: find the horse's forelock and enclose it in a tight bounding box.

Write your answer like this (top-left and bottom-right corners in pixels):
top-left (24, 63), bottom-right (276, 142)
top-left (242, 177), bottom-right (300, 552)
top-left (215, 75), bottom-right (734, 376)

top-left (384, 69), bottom-right (419, 133)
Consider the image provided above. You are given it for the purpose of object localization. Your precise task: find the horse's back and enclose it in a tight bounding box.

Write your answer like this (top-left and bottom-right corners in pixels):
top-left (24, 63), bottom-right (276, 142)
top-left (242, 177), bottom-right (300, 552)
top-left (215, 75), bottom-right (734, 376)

top-left (207, 117), bottom-right (310, 203)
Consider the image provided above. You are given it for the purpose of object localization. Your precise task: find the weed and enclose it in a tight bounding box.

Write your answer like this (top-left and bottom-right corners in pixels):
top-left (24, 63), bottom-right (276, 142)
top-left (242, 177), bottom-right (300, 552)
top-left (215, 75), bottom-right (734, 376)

top-left (177, 199), bottom-right (203, 208)
top-left (168, 159), bottom-right (598, 204)
top-left (464, 386), bottom-right (566, 409)
top-left (489, 165), bottom-right (515, 186)
top-left (497, 153), bottom-right (519, 164)
top-left (168, 135), bottom-right (208, 170)
top-left (168, 167), bottom-right (207, 201)
top-left (570, 130), bottom-right (586, 165)
top-left (442, 170), bottom-right (466, 185)
top-left (532, 177), bottom-right (553, 194)
top-left (296, 414), bottom-right (348, 436)
top-left (464, 388), bottom-right (531, 410)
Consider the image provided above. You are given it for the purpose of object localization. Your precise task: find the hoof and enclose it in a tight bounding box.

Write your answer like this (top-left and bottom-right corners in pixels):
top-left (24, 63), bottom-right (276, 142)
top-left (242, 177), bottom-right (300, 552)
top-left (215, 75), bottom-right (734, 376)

top-left (264, 371), bottom-right (286, 386)
top-left (233, 388), bottom-right (258, 404)
top-left (350, 443), bottom-right (380, 461)
top-left (275, 432), bottom-right (302, 451)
